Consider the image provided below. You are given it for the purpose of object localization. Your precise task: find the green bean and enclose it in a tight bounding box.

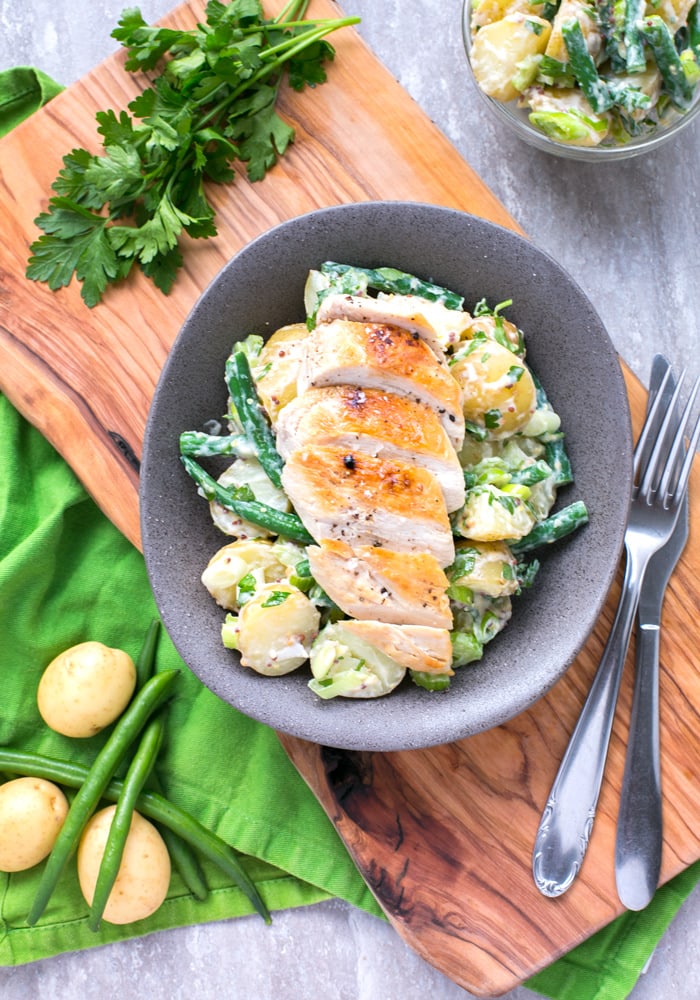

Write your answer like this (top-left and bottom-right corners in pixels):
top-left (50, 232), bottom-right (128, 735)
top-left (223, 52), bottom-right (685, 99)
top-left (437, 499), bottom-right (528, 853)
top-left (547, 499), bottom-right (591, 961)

top-left (544, 437), bottom-right (573, 486)
top-left (113, 619), bottom-right (160, 782)
top-left (181, 455), bottom-right (314, 545)
top-left (690, 1), bottom-right (700, 58)
top-left (88, 716), bottom-right (165, 931)
top-left (179, 430), bottom-right (256, 459)
top-left (147, 792), bottom-right (271, 923)
top-left (510, 459), bottom-right (554, 487)
top-left (509, 500), bottom-right (589, 555)
top-left (0, 748), bottom-right (270, 924)
top-left (0, 749), bottom-right (108, 786)
top-left (638, 15), bottom-right (695, 108)
top-left (319, 261), bottom-right (465, 310)
top-left (135, 617), bottom-right (161, 689)
top-left (133, 619), bottom-right (209, 902)
top-left (148, 771), bottom-right (209, 902)
top-left (623, 0), bottom-right (647, 73)
top-left (27, 669), bottom-right (179, 927)
top-left (562, 18), bottom-right (613, 112)
top-left (225, 349), bottom-right (284, 489)
top-left (529, 373), bottom-right (574, 484)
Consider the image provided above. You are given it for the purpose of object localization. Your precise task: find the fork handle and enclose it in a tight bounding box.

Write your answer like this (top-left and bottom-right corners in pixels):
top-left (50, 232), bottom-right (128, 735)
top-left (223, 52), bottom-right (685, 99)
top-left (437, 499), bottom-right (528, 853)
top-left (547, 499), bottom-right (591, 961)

top-left (614, 622), bottom-right (662, 910)
top-left (532, 556), bottom-right (642, 897)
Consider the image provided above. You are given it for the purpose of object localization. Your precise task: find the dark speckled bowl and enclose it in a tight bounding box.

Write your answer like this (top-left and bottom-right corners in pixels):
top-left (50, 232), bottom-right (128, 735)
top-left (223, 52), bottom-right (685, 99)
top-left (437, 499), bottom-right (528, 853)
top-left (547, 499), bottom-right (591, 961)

top-left (140, 202), bottom-right (632, 751)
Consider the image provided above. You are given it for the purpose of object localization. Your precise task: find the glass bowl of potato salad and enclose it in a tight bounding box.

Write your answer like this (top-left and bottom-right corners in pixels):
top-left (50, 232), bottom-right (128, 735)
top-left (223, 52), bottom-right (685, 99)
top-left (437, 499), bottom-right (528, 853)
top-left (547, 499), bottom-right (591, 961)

top-left (463, 0), bottom-right (700, 158)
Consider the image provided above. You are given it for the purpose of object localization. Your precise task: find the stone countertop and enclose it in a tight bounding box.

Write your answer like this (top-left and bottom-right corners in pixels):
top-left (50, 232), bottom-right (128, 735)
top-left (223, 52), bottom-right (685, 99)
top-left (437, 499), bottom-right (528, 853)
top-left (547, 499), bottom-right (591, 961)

top-left (1, 1), bottom-right (699, 997)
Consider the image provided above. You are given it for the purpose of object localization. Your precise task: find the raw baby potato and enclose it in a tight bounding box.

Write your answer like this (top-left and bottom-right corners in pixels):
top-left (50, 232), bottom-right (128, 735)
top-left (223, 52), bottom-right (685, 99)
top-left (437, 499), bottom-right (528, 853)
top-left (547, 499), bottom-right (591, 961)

top-left (37, 641), bottom-right (137, 737)
top-left (77, 805), bottom-right (171, 924)
top-left (0, 777), bottom-right (69, 872)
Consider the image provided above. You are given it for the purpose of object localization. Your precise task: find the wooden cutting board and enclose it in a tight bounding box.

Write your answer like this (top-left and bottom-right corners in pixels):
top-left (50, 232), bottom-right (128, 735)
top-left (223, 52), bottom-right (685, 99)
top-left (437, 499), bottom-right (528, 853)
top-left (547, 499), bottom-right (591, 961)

top-left (1, 2), bottom-right (699, 995)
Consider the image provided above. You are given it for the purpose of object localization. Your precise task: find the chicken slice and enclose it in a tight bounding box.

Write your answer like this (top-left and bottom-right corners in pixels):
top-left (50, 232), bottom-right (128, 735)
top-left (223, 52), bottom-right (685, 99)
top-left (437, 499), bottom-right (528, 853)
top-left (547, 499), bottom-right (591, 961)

top-left (281, 446), bottom-right (455, 567)
top-left (307, 539), bottom-right (453, 629)
top-left (316, 292), bottom-right (473, 356)
top-left (339, 620), bottom-right (454, 675)
top-left (297, 319), bottom-right (465, 450)
top-left (276, 386), bottom-right (465, 512)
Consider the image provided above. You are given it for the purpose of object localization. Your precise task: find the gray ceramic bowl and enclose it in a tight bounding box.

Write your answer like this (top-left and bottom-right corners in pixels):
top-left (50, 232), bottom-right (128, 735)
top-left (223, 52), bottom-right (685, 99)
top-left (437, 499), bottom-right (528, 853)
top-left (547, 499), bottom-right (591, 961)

top-left (140, 201), bottom-right (632, 751)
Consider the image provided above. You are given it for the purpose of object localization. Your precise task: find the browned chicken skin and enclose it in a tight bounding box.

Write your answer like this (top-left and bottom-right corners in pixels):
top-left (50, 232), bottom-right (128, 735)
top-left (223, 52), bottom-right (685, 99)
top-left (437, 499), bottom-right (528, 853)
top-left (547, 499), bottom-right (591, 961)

top-left (280, 445), bottom-right (455, 568)
top-left (307, 539), bottom-right (453, 629)
top-left (297, 318), bottom-right (465, 451)
top-left (276, 385), bottom-right (465, 511)
top-left (315, 292), bottom-right (473, 357)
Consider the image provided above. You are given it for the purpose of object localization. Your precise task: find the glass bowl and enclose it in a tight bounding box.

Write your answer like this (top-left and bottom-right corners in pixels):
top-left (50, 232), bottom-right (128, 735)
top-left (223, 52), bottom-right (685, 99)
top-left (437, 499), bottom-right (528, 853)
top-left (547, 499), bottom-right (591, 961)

top-left (461, 0), bottom-right (700, 161)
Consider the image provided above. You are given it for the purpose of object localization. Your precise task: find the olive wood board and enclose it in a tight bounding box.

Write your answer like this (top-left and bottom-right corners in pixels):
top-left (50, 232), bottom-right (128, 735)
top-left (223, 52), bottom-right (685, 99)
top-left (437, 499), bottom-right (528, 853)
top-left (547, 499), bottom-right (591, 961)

top-left (0, 1), bottom-right (699, 996)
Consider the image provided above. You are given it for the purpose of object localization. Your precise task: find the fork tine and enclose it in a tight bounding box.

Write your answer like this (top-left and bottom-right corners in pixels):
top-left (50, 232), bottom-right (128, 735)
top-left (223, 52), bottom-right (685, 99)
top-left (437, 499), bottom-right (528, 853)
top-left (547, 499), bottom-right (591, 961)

top-left (658, 379), bottom-right (700, 499)
top-left (637, 372), bottom-right (687, 496)
top-left (662, 396), bottom-right (700, 510)
top-left (637, 355), bottom-right (673, 466)
top-left (633, 364), bottom-right (676, 479)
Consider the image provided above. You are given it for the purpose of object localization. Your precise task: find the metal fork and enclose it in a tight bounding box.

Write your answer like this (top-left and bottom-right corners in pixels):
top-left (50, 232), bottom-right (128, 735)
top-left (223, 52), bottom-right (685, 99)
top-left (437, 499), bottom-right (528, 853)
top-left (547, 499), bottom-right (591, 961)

top-left (532, 364), bottom-right (700, 898)
top-left (614, 356), bottom-right (688, 911)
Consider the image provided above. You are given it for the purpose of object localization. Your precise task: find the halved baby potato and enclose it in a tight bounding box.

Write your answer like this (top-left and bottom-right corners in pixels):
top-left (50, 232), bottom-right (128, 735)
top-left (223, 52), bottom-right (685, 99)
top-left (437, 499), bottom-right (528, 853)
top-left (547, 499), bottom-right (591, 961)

top-left (470, 14), bottom-right (552, 102)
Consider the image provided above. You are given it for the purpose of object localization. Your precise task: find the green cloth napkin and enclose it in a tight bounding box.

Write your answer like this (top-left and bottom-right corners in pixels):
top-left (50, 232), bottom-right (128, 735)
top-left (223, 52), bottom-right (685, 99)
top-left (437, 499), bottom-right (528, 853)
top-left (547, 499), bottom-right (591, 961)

top-left (1, 65), bottom-right (699, 1000)
top-left (0, 391), bottom-right (384, 966)
top-left (0, 67), bottom-right (64, 138)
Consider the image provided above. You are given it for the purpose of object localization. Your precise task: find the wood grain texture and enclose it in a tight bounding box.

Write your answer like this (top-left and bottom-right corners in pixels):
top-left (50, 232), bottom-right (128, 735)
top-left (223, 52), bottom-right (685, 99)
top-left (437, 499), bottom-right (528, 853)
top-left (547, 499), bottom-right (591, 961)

top-left (0, 2), bottom-right (698, 996)
top-left (0, 0), bottom-right (515, 549)
top-left (279, 369), bottom-right (700, 996)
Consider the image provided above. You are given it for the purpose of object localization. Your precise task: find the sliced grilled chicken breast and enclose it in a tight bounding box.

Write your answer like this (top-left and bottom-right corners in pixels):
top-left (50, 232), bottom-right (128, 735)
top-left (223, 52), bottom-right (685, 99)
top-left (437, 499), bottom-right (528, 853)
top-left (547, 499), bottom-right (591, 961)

top-left (339, 620), bottom-right (454, 675)
top-left (281, 446), bottom-right (455, 567)
top-left (316, 292), bottom-right (473, 356)
top-left (275, 385), bottom-right (465, 511)
top-left (307, 539), bottom-right (453, 629)
top-left (297, 319), bottom-right (465, 450)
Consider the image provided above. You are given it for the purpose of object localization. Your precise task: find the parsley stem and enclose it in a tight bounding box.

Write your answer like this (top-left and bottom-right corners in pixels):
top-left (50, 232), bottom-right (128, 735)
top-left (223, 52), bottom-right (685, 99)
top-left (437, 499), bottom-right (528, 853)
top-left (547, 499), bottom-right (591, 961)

top-left (198, 17), bottom-right (360, 131)
top-left (275, 0), bottom-right (310, 22)
top-left (256, 17), bottom-right (360, 66)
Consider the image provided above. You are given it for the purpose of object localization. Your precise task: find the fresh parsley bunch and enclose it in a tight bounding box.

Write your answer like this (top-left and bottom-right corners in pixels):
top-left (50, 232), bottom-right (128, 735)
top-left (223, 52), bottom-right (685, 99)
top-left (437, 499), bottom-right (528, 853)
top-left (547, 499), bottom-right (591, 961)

top-left (26, 0), bottom-right (359, 307)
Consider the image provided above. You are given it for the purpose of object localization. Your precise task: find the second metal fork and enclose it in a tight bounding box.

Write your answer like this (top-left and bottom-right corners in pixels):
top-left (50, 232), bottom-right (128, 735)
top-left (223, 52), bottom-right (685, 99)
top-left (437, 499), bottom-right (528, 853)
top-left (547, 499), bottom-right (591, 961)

top-left (532, 363), bottom-right (700, 898)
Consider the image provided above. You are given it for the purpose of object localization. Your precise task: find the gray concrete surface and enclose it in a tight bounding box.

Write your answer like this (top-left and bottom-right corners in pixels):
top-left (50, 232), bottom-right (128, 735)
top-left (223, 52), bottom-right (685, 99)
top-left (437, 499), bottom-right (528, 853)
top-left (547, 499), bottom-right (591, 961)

top-left (1, 1), bottom-right (699, 997)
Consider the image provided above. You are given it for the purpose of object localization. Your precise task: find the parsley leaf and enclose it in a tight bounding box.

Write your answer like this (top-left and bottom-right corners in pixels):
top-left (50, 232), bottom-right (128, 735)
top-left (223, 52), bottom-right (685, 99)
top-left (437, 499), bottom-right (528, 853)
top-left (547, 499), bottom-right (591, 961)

top-left (227, 85), bottom-right (295, 180)
top-left (51, 149), bottom-right (106, 209)
top-left (139, 246), bottom-right (183, 295)
top-left (26, 199), bottom-right (121, 306)
top-left (26, 1), bottom-right (360, 306)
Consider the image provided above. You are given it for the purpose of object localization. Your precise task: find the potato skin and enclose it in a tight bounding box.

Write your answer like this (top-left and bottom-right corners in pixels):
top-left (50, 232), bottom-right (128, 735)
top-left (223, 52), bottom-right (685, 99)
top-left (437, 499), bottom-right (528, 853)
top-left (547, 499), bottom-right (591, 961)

top-left (77, 806), bottom-right (171, 924)
top-left (238, 582), bottom-right (321, 676)
top-left (451, 340), bottom-right (536, 438)
top-left (37, 641), bottom-right (137, 737)
top-left (254, 323), bottom-right (312, 424)
top-left (0, 777), bottom-right (69, 872)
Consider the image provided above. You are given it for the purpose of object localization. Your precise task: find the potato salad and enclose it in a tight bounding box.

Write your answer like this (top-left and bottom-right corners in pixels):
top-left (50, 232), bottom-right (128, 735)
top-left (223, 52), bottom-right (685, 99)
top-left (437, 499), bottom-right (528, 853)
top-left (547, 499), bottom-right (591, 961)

top-left (467, 0), bottom-right (700, 146)
top-left (180, 264), bottom-right (588, 699)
